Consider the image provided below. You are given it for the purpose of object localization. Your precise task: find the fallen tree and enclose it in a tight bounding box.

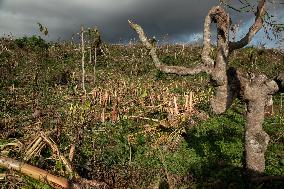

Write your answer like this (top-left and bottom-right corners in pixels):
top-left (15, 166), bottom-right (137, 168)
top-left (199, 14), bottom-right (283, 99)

top-left (0, 156), bottom-right (109, 189)
top-left (129, 0), bottom-right (279, 180)
top-left (0, 156), bottom-right (80, 189)
top-left (0, 131), bottom-right (108, 189)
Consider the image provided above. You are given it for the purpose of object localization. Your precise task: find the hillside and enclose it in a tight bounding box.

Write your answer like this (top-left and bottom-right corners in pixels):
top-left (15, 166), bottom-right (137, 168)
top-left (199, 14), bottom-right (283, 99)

top-left (0, 36), bottom-right (284, 188)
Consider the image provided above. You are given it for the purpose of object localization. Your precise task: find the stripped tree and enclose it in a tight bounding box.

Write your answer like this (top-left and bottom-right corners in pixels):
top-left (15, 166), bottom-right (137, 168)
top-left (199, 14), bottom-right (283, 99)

top-left (129, 0), bottom-right (279, 180)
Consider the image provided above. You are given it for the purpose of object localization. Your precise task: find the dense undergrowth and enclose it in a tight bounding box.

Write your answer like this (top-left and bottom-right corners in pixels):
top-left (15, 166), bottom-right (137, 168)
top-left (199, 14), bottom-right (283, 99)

top-left (0, 36), bottom-right (284, 188)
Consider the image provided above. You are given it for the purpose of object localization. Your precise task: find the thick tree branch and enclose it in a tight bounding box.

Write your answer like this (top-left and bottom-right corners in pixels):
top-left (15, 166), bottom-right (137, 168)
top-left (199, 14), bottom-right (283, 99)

top-left (229, 0), bottom-right (266, 52)
top-left (202, 8), bottom-right (215, 67)
top-left (40, 132), bottom-right (75, 177)
top-left (204, 6), bottom-right (233, 114)
top-left (0, 156), bottom-right (80, 188)
top-left (128, 20), bottom-right (212, 75)
top-left (0, 156), bottom-right (108, 189)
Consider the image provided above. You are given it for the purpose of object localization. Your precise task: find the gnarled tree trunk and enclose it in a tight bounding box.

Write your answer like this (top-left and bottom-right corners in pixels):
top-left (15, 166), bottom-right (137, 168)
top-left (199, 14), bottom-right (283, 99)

top-left (129, 0), bottom-right (279, 180)
top-left (239, 74), bottom-right (278, 176)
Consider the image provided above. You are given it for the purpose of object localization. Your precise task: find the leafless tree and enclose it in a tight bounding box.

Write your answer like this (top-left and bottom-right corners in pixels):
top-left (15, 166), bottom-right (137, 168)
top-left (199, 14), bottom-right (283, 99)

top-left (81, 26), bottom-right (86, 95)
top-left (129, 0), bottom-right (279, 180)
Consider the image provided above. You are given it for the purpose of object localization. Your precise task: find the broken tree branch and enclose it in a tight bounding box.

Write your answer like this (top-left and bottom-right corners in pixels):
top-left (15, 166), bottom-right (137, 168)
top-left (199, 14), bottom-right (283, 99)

top-left (0, 156), bottom-right (108, 189)
top-left (24, 135), bottom-right (45, 161)
top-left (0, 156), bottom-right (80, 189)
top-left (40, 132), bottom-right (75, 177)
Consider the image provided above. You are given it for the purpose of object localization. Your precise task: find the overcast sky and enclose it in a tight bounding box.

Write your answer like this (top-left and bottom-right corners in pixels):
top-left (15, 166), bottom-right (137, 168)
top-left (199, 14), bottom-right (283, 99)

top-left (0, 0), bottom-right (283, 48)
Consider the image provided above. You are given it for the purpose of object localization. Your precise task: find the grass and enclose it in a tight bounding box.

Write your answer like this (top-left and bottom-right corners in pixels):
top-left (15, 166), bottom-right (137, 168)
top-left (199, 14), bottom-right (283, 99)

top-left (0, 36), bottom-right (283, 188)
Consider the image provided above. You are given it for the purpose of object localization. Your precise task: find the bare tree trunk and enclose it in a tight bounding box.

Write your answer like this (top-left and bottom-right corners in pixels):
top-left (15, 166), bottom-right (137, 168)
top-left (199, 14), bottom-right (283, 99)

top-left (239, 74), bottom-right (278, 177)
top-left (245, 100), bottom-right (269, 176)
top-left (129, 0), bottom-right (279, 180)
top-left (81, 26), bottom-right (86, 95)
top-left (205, 6), bottom-right (231, 114)
top-left (94, 47), bottom-right (97, 84)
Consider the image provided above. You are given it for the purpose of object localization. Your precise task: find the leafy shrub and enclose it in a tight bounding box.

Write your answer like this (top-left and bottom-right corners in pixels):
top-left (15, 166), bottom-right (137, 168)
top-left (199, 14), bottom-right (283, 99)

top-left (14, 36), bottom-right (49, 50)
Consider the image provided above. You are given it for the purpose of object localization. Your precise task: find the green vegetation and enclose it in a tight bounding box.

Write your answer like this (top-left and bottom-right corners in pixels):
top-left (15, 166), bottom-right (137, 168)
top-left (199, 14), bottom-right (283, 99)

top-left (0, 37), bottom-right (283, 188)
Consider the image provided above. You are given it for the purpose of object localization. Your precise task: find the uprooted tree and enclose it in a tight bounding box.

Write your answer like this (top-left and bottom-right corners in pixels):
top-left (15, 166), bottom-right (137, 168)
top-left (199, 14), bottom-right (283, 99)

top-left (129, 0), bottom-right (280, 179)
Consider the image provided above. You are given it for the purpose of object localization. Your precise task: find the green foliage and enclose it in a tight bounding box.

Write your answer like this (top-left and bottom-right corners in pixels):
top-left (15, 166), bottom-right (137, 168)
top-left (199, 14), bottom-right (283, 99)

top-left (73, 106), bottom-right (248, 186)
top-left (164, 143), bottom-right (201, 175)
top-left (162, 55), bottom-right (176, 65)
top-left (264, 115), bottom-right (284, 176)
top-left (1, 40), bottom-right (283, 188)
top-left (155, 70), bottom-right (167, 80)
top-left (22, 177), bottom-right (52, 189)
top-left (14, 36), bottom-right (49, 50)
top-left (37, 22), bottom-right (49, 36)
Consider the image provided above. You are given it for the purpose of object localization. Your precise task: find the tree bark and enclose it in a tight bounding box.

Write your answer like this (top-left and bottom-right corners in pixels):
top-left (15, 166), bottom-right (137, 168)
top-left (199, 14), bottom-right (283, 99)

top-left (229, 0), bottom-right (266, 52)
top-left (0, 157), bottom-right (80, 189)
top-left (239, 74), bottom-right (278, 177)
top-left (0, 156), bottom-right (108, 189)
top-left (128, 20), bottom-right (212, 75)
top-left (205, 6), bottom-right (232, 114)
top-left (129, 0), bottom-right (279, 179)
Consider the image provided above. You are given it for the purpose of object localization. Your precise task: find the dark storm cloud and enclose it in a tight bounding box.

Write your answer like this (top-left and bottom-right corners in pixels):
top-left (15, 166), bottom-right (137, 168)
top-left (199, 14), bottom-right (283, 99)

top-left (0, 0), bottom-right (219, 42)
top-left (0, 0), bottom-right (283, 46)
top-left (101, 0), bottom-right (220, 42)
